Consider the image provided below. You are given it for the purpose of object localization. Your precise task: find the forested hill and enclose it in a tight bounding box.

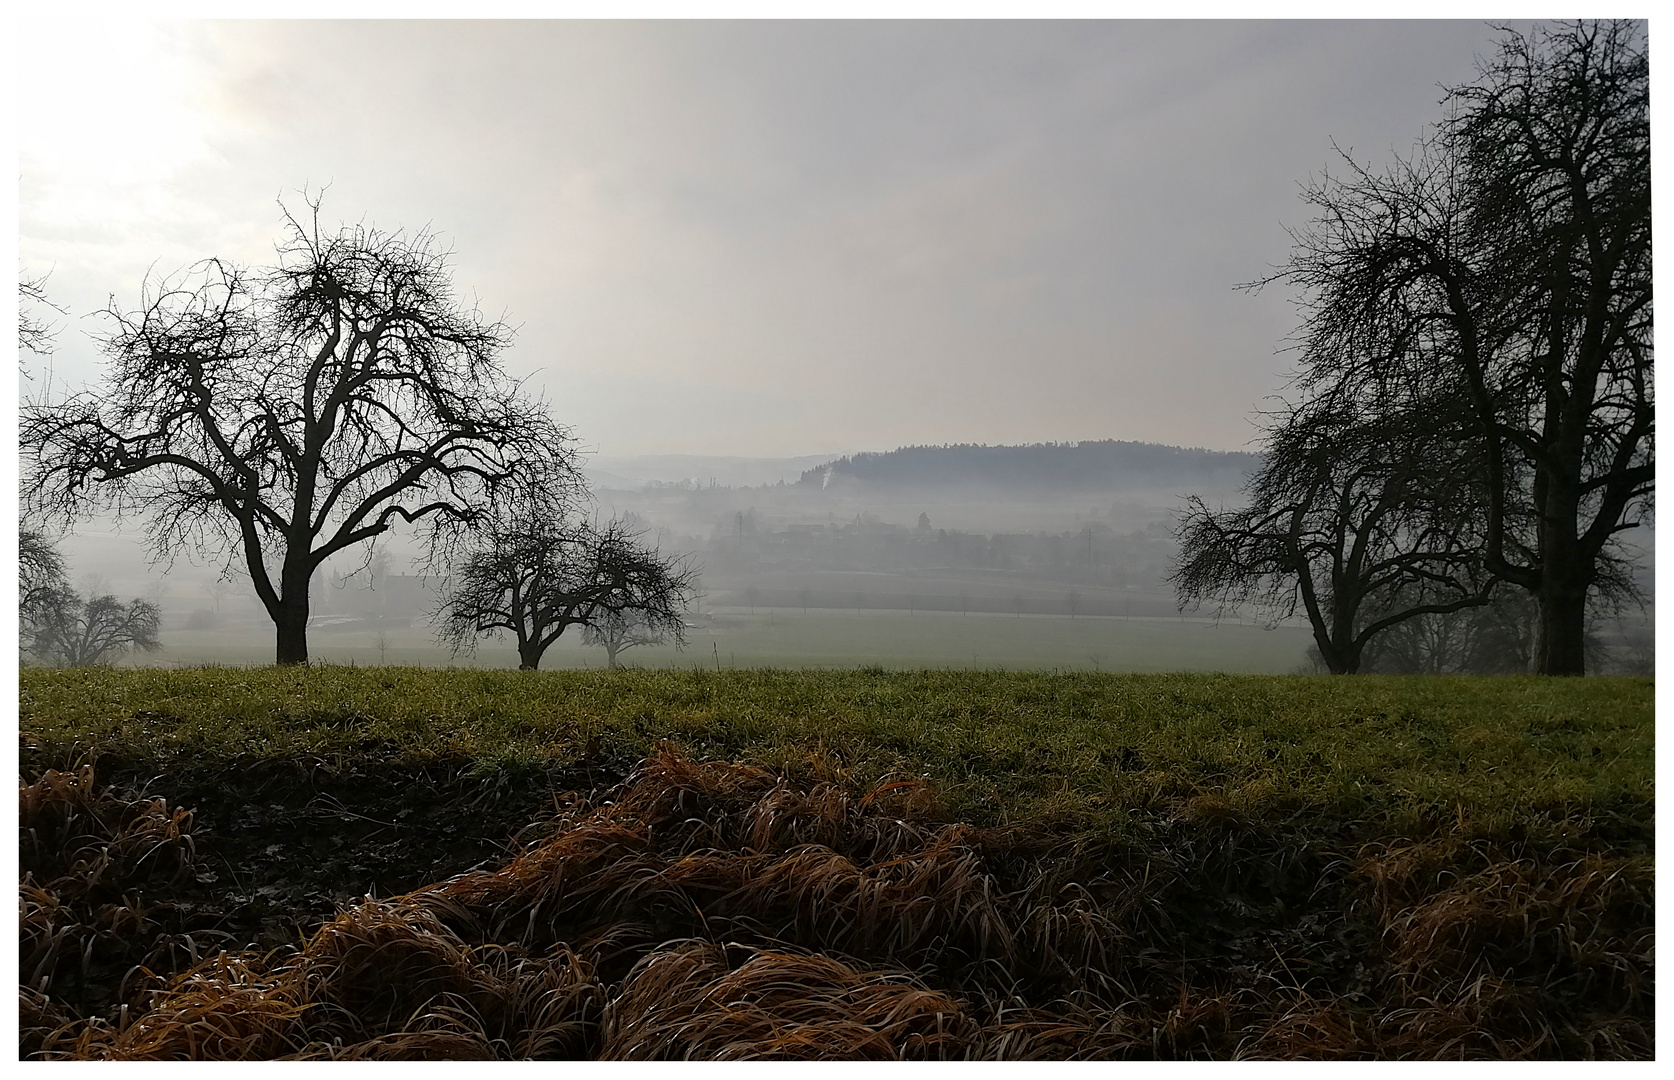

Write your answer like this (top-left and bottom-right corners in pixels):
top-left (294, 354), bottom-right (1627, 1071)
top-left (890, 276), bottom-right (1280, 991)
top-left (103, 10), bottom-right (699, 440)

top-left (797, 440), bottom-right (1259, 492)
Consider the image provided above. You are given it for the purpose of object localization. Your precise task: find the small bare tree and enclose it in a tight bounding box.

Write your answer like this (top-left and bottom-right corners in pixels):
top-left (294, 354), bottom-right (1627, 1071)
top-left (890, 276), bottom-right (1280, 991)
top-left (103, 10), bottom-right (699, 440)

top-left (21, 197), bottom-right (580, 665)
top-left (30, 589), bottom-right (163, 667)
top-left (583, 606), bottom-right (684, 669)
top-left (433, 515), bottom-right (695, 671)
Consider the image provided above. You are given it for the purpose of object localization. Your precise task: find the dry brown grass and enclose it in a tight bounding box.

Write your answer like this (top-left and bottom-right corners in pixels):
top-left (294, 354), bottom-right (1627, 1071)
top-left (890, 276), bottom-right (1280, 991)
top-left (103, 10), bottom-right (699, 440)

top-left (50, 901), bottom-right (606, 1061)
top-left (1350, 841), bottom-right (1655, 1059)
top-left (422, 746), bottom-right (1056, 986)
top-left (19, 766), bottom-right (214, 1037)
top-left (19, 748), bottom-right (1655, 1060)
top-left (21, 766), bottom-right (196, 892)
top-left (600, 940), bottom-right (973, 1059)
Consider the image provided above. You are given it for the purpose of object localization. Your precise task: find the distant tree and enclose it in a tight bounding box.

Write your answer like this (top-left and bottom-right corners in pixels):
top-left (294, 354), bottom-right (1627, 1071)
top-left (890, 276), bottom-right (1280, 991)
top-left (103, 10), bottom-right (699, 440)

top-left (206, 576), bottom-right (233, 615)
top-left (583, 606), bottom-right (684, 669)
top-left (1260, 21), bottom-right (1651, 674)
top-left (433, 515), bottom-right (694, 671)
top-left (20, 197), bottom-right (578, 665)
top-left (1357, 586), bottom-right (1527, 675)
top-left (20, 527), bottom-right (70, 654)
top-left (30, 589), bottom-right (163, 667)
top-left (1358, 585), bottom-right (1619, 675)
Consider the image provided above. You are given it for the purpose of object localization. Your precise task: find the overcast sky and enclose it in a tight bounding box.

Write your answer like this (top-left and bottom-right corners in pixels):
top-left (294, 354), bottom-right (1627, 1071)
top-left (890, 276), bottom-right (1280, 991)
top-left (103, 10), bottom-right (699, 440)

top-left (18, 18), bottom-right (1517, 459)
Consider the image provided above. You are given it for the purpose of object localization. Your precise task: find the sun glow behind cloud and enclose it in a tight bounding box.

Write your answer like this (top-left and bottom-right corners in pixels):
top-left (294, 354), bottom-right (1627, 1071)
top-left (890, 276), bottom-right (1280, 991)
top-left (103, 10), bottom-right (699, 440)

top-left (21, 22), bottom-right (214, 223)
top-left (18, 21), bottom-right (289, 396)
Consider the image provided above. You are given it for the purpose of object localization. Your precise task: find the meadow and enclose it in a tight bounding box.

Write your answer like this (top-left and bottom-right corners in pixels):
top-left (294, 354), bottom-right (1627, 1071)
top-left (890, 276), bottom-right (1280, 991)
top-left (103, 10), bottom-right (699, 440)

top-left (19, 667), bottom-right (1655, 1059)
top-left (127, 606), bottom-right (1316, 673)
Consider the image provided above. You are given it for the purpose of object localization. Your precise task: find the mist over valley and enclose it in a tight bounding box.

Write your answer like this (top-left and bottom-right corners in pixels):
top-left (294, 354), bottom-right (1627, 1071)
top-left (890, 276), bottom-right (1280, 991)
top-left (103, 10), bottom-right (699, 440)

top-left (51, 439), bottom-right (1315, 672)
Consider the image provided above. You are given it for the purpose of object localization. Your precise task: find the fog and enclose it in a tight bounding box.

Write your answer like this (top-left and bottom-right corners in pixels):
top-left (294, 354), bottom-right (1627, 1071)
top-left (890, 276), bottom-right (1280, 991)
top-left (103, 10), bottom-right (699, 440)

top-left (38, 441), bottom-right (1289, 672)
top-left (40, 440), bottom-right (1654, 675)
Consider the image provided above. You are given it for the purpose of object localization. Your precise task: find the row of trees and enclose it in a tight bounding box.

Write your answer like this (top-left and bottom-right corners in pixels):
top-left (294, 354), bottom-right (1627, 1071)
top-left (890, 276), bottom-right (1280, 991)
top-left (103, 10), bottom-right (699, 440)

top-left (1175, 21), bottom-right (1652, 675)
top-left (21, 197), bottom-right (693, 670)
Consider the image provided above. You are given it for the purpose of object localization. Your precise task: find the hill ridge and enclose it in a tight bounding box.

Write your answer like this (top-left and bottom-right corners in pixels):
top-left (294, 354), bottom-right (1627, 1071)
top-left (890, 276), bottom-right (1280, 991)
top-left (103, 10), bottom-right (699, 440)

top-left (798, 439), bottom-right (1259, 491)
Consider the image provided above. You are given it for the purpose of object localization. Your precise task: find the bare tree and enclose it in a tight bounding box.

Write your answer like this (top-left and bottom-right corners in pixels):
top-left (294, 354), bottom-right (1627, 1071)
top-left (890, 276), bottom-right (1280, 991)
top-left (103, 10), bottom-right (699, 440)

top-left (1261, 21), bottom-right (1651, 674)
top-left (1174, 395), bottom-right (1497, 675)
top-left (1359, 585), bottom-right (1533, 675)
top-left (20, 527), bottom-right (70, 655)
top-left (583, 606), bottom-right (683, 669)
top-left (30, 589), bottom-right (163, 668)
top-left (20, 198), bottom-right (580, 665)
top-left (433, 516), bottom-right (695, 671)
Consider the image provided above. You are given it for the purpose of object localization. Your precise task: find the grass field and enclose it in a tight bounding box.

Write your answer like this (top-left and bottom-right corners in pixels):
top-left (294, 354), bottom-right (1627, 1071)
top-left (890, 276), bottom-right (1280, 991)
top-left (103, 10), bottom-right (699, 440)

top-left (19, 667), bottom-right (1655, 1059)
top-left (19, 666), bottom-right (1652, 829)
top-left (137, 606), bottom-right (1318, 673)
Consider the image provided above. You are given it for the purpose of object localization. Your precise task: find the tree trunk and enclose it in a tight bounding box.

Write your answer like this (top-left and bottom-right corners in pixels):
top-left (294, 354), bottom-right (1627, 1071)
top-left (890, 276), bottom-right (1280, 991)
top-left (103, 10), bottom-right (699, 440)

top-left (1532, 578), bottom-right (1589, 675)
top-left (1311, 626), bottom-right (1360, 675)
top-left (275, 599), bottom-right (309, 665)
top-left (518, 641), bottom-right (545, 671)
top-left (605, 640), bottom-right (621, 669)
top-left (274, 558), bottom-right (313, 666)
top-left (1311, 590), bottom-right (1363, 674)
top-left (1531, 473), bottom-right (1591, 675)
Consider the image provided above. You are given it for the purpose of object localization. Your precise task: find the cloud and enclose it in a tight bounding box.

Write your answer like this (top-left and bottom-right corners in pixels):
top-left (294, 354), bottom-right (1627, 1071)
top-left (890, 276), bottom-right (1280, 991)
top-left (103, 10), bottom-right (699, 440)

top-left (18, 19), bottom-right (1505, 456)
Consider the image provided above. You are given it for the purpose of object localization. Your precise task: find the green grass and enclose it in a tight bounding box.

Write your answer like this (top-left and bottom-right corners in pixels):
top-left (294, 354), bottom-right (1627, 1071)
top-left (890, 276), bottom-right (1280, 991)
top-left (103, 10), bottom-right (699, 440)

top-left (20, 666), bottom-right (1652, 841)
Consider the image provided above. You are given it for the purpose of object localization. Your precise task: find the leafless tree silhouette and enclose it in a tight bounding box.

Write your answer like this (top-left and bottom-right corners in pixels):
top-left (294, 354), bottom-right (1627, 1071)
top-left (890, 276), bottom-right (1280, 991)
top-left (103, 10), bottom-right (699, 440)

top-left (29, 589), bottom-right (162, 667)
top-left (19, 527), bottom-right (70, 655)
top-left (433, 515), bottom-right (694, 671)
top-left (1237, 21), bottom-right (1650, 674)
top-left (20, 197), bottom-right (580, 665)
top-left (584, 607), bottom-right (683, 669)
top-left (1174, 396), bottom-right (1497, 674)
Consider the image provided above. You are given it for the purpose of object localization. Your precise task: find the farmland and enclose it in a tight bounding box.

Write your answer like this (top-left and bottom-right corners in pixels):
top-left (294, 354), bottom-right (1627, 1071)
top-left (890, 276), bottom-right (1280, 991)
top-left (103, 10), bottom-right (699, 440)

top-left (19, 667), bottom-right (1654, 1059)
